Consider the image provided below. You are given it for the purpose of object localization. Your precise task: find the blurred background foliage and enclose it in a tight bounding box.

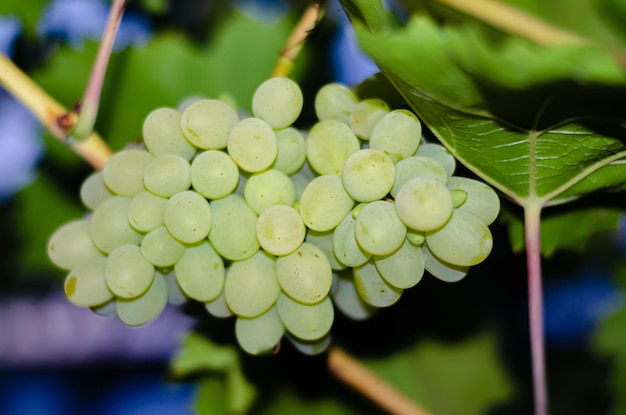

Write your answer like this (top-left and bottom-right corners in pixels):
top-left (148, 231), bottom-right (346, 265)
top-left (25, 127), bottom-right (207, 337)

top-left (0, 0), bottom-right (625, 414)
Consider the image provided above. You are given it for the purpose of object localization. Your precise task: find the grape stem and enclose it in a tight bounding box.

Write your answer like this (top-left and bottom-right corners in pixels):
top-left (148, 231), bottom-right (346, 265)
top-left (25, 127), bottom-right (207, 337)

top-left (272, 2), bottom-right (324, 78)
top-left (72, 0), bottom-right (128, 142)
top-left (327, 347), bottom-right (433, 415)
top-left (525, 203), bottom-right (547, 415)
top-left (0, 52), bottom-right (112, 170)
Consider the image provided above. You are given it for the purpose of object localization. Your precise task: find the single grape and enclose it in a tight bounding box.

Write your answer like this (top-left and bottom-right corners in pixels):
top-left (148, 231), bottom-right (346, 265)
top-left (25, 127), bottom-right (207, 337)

top-left (305, 229), bottom-right (345, 271)
top-left (224, 250), bottom-right (280, 318)
top-left (331, 270), bottom-right (376, 320)
top-left (416, 142), bottom-right (456, 176)
top-left (90, 300), bottom-right (116, 317)
top-left (143, 154), bottom-right (191, 197)
top-left (205, 290), bottom-right (233, 318)
top-left (305, 119), bottom-right (360, 175)
top-left (353, 260), bottom-right (403, 308)
top-left (369, 109), bottom-right (422, 163)
top-left (394, 177), bottom-right (453, 232)
top-left (271, 127), bottom-right (306, 175)
top-left (90, 196), bottom-right (143, 253)
top-left (191, 150), bottom-right (240, 200)
top-left (374, 238), bottom-right (425, 289)
top-left (128, 190), bottom-right (167, 233)
top-left (256, 205), bottom-right (305, 256)
top-left (209, 194), bottom-right (259, 261)
top-left (252, 77), bottom-right (303, 129)
top-left (175, 240), bottom-right (225, 302)
top-left (314, 83), bottom-right (358, 123)
top-left (446, 176), bottom-right (500, 225)
top-left (349, 98), bottom-right (389, 140)
top-left (333, 208), bottom-right (371, 267)
top-left (64, 255), bottom-right (113, 307)
top-left (80, 171), bottom-right (114, 210)
top-left (299, 175), bottom-right (354, 232)
top-left (422, 245), bottom-right (468, 283)
top-left (244, 169), bottom-right (296, 215)
top-left (276, 293), bottom-right (334, 341)
top-left (235, 305), bottom-right (285, 355)
top-left (425, 209), bottom-right (493, 267)
top-left (276, 242), bottom-right (333, 304)
top-left (116, 271), bottom-right (168, 327)
top-left (390, 156), bottom-right (448, 198)
top-left (180, 99), bottom-right (239, 149)
top-left (163, 190), bottom-right (212, 244)
top-left (355, 201), bottom-right (407, 256)
top-left (227, 117), bottom-right (277, 173)
top-left (105, 244), bottom-right (155, 299)
top-left (142, 107), bottom-right (196, 160)
top-left (341, 148), bottom-right (395, 202)
top-left (103, 148), bottom-right (153, 197)
top-left (48, 218), bottom-right (103, 271)
top-left (163, 270), bottom-right (187, 305)
top-left (140, 226), bottom-right (185, 268)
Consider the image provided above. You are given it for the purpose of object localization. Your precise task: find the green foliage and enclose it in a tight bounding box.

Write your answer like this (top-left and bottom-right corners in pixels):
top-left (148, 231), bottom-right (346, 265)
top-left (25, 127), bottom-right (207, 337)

top-left (0, 0), bottom-right (48, 36)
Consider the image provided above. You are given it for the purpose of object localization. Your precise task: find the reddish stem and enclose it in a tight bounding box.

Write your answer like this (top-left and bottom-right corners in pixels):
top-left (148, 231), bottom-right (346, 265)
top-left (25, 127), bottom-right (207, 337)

top-left (524, 203), bottom-right (547, 415)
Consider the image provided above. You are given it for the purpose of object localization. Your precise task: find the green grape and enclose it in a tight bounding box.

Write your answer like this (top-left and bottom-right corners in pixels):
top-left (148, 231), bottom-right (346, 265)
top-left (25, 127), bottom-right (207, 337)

top-left (406, 229), bottom-right (426, 246)
top-left (64, 255), bottom-right (113, 307)
top-left (244, 169), bottom-right (296, 215)
top-left (331, 270), bottom-right (376, 320)
top-left (355, 201), bottom-right (407, 256)
top-left (235, 305), bottom-right (285, 355)
top-left (143, 154), bottom-right (191, 197)
top-left (80, 171), bottom-right (113, 210)
top-left (205, 290), bottom-right (233, 318)
top-left (90, 300), bottom-right (116, 317)
top-left (102, 148), bottom-right (153, 197)
top-left (422, 245), bottom-right (468, 282)
top-left (416, 142), bottom-right (456, 176)
top-left (209, 194), bottom-right (259, 261)
top-left (142, 107), bottom-right (196, 160)
top-left (256, 205), bottom-right (305, 256)
top-left (140, 226), bottom-right (185, 268)
top-left (341, 149), bottom-right (395, 202)
top-left (349, 98), bottom-right (390, 140)
top-left (191, 150), bottom-right (240, 200)
top-left (374, 238), bottom-right (425, 289)
top-left (446, 177), bottom-right (500, 225)
top-left (276, 242), bottom-right (333, 304)
top-left (163, 190), bottom-right (212, 244)
top-left (90, 196), bottom-right (143, 253)
top-left (180, 99), bottom-right (239, 149)
top-left (271, 127), bottom-right (306, 175)
top-left (305, 229), bottom-right (345, 271)
top-left (290, 162), bottom-right (315, 200)
top-left (116, 271), bottom-right (168, 327)
top-left (425, 209), bottom-right (493, 267)
top-left (394, 177), bottom-right (453, 232)
top-left (105, 244), bottom-right (155, 299)
top-left (227, 117), bottom-right (278, 173)
top-left (252, 77), bottom-right (303, 129)
top-left (163, 271), bottom-right (187, 305)
top-left (48, 218), bottom-right (103, 271)
top-left (390, 156), bottom-right (448, 198)
top-left (286, 333), bottom-right (331, 355)
top-left (175, 240), bottom-right (225, 302)
top-left (333, 208), bottom-right (371, 267)
top-left (224, 250), bottom-right (280, 318)
top-left (305, 120), bottom-right (360, 175)
top-left (451, 189), bottom-right (468, 208)
top-left (369, 109), bottom-right (422, 163)
top-left (299, 175), bottom-right (354, 232)
top-left (314, 83), bottom-right (358, 123)
top-left (353, 260), bottom-right (403, 308)
top-left (128, 190), bottom-right (167, 233)
top-left (276, 293), bottom-right (334, 341)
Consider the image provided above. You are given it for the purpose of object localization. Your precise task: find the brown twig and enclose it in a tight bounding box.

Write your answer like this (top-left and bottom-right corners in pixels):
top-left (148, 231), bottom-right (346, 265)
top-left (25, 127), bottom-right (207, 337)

top-left (0, 52), bottom-right (112, 170)
top-left (272, 3), bottom-right (324, 78)
top-left (328, 347), bottom-right (433, 415)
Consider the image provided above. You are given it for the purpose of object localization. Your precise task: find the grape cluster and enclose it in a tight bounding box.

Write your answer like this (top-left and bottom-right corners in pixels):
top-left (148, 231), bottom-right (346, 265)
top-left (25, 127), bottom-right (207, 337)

top-left (48, 77), bottom-right (500, 355)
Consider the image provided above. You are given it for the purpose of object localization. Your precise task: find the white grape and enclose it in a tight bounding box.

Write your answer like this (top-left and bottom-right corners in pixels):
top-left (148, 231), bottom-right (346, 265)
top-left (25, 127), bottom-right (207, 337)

top-left (369, 109), bottom-right (422, 163)
top-left (142, 107), bottom-right (196, 160)
top-left (394, 177), bottom-right (453, 232)
top-left (180, 99), bottom-right (239, 149)
top-left (163, 190), bottom-right (212, 244)
top-left (276, 242), bottom-right (333, 304)
top-left (299, 175), bottom-right (354, 232)
top-left (143, 154), bottom-right (191, 197)
top-left (355, 201), bottom-right (407, 256)
top-left (305, 120), bottom-right (360, 175)
top-left (175, 240), bottom-right (225, 302)
top-left (341, 148), bottom-right (395, 202)
top-left (349, 98), bottom-right (389, 140)
top-left (227, 118), bottom-right (277, 173)
top-left (191, 150), bottom-right (240, 200)
top-left (209, 194), bottom-right (259, 261)
top-left (105, 244), bottom-right (155, 299)
top-left (256, 205), bottom-right (305, 256)
top-left (103, 148), bottom-right (153, 197)
top-left (252, 77), bottom-right (303, 129)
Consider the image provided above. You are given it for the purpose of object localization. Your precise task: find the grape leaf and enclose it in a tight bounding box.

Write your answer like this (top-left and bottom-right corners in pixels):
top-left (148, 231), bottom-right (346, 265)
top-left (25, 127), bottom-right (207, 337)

top-left (340, 10), bottom-right (626, 207)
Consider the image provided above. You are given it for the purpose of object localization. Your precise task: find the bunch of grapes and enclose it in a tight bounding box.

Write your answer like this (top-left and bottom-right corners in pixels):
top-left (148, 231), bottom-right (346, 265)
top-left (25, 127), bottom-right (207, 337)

top-left (47, 77), bottom-right (500, 355)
